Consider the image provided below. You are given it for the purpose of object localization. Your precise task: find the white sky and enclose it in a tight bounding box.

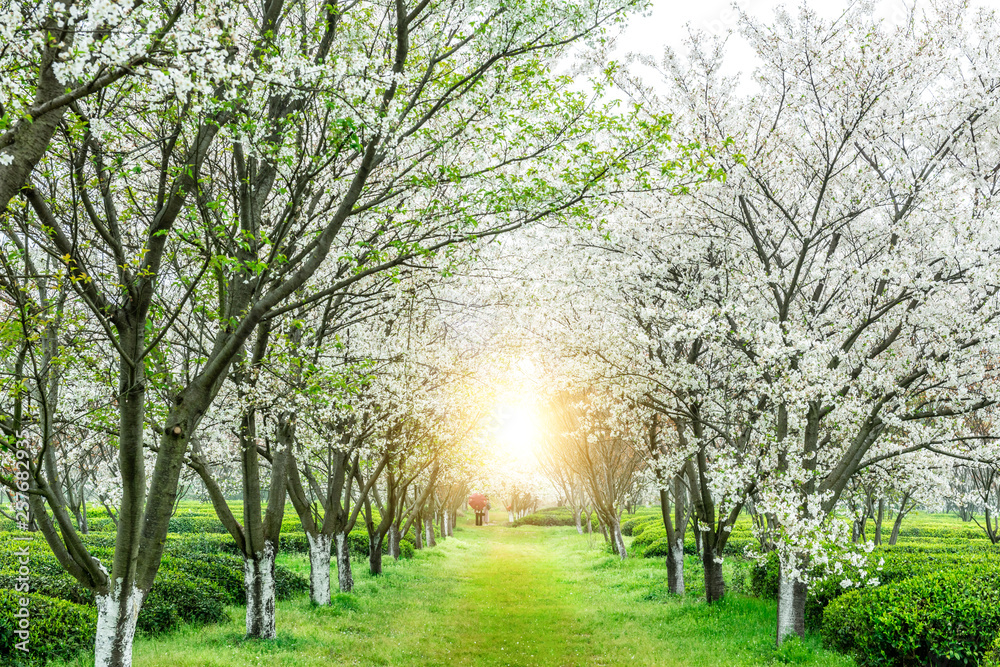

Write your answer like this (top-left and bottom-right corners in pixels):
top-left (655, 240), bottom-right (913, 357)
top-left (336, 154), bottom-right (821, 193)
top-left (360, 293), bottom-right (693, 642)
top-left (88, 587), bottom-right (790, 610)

top-left (613, 0), bottom-right (921, 83)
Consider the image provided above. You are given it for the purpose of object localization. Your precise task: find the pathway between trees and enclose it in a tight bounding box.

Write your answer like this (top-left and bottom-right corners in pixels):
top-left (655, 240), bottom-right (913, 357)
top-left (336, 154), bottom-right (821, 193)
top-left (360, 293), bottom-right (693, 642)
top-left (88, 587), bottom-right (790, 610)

top-left (123, 521), bottom-right (851, 667)
top-left (422, 524), bottom-right (590, 666)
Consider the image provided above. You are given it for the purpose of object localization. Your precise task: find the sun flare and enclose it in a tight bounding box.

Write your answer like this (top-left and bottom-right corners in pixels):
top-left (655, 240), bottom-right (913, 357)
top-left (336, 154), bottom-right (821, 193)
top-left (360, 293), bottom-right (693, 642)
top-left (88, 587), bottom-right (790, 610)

top-left (496, 402), bottom-right (539, 460)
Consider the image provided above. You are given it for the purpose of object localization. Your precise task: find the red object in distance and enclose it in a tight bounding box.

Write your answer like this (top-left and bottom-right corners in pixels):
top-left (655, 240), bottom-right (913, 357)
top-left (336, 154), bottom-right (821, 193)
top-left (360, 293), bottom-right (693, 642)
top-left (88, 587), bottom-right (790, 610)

top-left (468, 493), bottom-right (488, 511)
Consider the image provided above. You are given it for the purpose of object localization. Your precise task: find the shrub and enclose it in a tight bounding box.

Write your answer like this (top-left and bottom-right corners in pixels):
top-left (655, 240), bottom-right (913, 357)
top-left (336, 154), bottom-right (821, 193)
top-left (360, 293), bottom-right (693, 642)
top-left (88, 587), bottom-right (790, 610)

top-left (621, 516), bottom-right (647, 536)
top-left (510, 507), bottom-right (597, 527)
top-left (0, 570), bottom-right (94, 606)
top-left (639, 537), bottom-right (672, 559)
top-left (399, 540), bottom-right (415, 559)
top-left (822, 566), bottom-right (1000, 666)
top-left (145, 572), bottom-right (228, 629)
top-left (631, 526), bottom-right (667, 552)
top-left (749, 551), bottom-right (780, 600)
top-left (0, 590), bottom-right (97, 666)
top-left (750, 549), bottom-right (882, 629)
top-left (348, 530), bottom-right (371, 559)
top-left (344, 529), bottom-right (424, 559)
top-left (279, 533), bottom-right (309, 554)
top-left (983, 634), bottom-right (1000, 667)
top-left (164, 532), bottom-right (239, 557)
top-left (161, 554), bottom-right (245, 604)
top-left (80, 532), bottom-right (117, 549)
top-left (163, 549), bottom-right (305, 603)
top-left (629, 517), bottom-right (663, 538)
top-left (275, 564), bottom-right (309, 600)
top-left (167, 514), bottom-right (227, 534)
top-left (0, 536), bottom-right (72, 577)
top-left (87, 518), bottom-right (115, 532)
top-left (137, 598), bottom-right (181, 635)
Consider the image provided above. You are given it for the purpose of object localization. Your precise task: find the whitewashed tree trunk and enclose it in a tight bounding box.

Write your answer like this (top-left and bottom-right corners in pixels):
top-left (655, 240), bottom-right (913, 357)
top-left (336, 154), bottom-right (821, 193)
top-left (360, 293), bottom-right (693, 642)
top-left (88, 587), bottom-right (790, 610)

top-left (388, 525), bottom-right (401, 560)
top-left (244, 544), bottom-right (277, 639)
top-left (335, 532), bottom-right (353, 593)
top-left (306, 533), bottom-right (333, 605)
top-left (574, 508), bottom-right (583, 534)
top-left (94, 583), bottom-right (143, 667)
top-left (446, 510), bottom-right (454, 536)
top-left (667, 539), bottom-right (685, 595)
top-left (611, 516), bottom-right (627, 559)
top-left (425, 520), bottom-right (434, 546)
top-left (776, 569), bottom-right (807, 644)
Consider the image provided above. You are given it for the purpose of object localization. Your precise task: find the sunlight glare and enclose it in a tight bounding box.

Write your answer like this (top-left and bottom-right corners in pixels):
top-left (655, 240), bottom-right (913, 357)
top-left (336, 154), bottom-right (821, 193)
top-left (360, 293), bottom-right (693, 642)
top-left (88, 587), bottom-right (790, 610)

top-left (497, 403), bottom-right (539, 460)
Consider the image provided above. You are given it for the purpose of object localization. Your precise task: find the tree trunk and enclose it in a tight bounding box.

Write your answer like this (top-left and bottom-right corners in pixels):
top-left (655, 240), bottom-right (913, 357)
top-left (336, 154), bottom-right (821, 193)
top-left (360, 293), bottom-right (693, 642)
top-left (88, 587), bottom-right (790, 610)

top-left (388, 524), bottom-right (401, 560)
top-left (702, 545), bottom-right (725, 603)
top-left (72, 496), bottom-right (89, 535)
top-left (874, 498), bottom-right (884, 546)
top-left (94, 585), bottom-right (143, 667)
top-left (335, 532), bottom-right (353, 593)
top-left (611, 515), bottom-right (627, 559)
top-left (693, 524), bottom-right (703, 555)
top-left (889, 492), bottom-right (911, 545)
top-left (414, 518), bottom-right (423, 549)
top-left (369, 533), bottom-right (384, 575)
top-left (666, 539), bottom-right (685, 595)
top-left (94, 329), bottom-right (152, 667)
top-left (425, 519), bottom-right (436, 547)
top-left (574, 508), bottom-right (583, 534)
top-left (889, 512), bottom-right (903, 545)
top-left (776, 568), bottom-right (807, 644)
top-left (306, 533), bottom-right (332, 605)
top-left (446, 510), bottom-right (454, 537)
top-left (586, 510), bottom-right (592, 534)
top-left (244, 543), bottom-right (277, 639)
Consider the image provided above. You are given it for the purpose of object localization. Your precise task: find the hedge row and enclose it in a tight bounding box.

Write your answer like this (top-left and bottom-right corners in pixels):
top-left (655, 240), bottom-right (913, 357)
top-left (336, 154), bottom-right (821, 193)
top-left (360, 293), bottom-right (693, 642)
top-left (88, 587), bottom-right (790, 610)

top-left (0, 529), bottom-right (314, 663)
top-left (746, 542), bottom-right (1000, 666)
top-left (823, 564), bottom-right (1000, 666)
top-left (511, 507), bottom-right (594, 527)
top-left (0, 590), bottom-right (97, 666)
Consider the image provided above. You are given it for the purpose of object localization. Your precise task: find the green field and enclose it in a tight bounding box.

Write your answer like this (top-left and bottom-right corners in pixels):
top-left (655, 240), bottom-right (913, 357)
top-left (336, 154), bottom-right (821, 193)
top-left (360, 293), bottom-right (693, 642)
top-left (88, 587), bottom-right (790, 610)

top-left (46, 516), bottom-right (851, 667)
top-left (9, 506), bottom-right (1000, 666)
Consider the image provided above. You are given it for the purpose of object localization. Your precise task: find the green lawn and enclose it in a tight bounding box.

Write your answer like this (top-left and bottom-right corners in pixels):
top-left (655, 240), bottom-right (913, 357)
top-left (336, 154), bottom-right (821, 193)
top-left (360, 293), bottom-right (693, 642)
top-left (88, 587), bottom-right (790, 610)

top-left (58, 518), bottom-right (854, 667)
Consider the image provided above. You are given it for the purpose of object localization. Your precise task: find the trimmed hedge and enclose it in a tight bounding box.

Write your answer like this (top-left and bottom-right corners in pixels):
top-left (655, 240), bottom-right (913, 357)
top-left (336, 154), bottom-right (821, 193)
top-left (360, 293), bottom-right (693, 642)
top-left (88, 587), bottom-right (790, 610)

top-left (751, 544), bottom-right (1000, 633)
top-left (0, 570), bottom-right (95, 606)
top-left (510, 507), bottom-right (598, 527)
top-left (158, 574), bottom-right (227, 624)
top-left (0, 590), bottom-right (97, 666)
top-left (823, 565), bottom-right (1000, 666)
top-left (399, 540), bottom-right (415, 559)
top-left (275, 562), bottom-right (309, 599)
top-left (160, 554), bottom-right (244, 604)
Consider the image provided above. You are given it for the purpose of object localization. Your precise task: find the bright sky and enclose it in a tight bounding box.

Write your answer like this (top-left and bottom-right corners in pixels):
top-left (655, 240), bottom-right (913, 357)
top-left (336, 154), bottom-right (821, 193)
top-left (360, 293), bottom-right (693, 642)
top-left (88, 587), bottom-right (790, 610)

top-left (614, 0), bottom-right (920, 83)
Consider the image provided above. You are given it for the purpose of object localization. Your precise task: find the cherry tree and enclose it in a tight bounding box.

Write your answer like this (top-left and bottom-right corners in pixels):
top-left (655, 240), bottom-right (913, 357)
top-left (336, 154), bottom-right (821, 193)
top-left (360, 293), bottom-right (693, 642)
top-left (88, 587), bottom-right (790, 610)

top-left (0, 0), bottom-right (237, 215)
top-left (618, 2), bottom-right (1000, 643)
top-left (0, 0), bottom-right (657, 662)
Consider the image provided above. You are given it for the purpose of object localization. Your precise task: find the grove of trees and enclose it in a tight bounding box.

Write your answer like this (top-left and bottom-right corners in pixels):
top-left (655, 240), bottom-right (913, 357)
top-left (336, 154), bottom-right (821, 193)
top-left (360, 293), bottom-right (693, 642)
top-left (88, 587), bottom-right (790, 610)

top-left (4, 1), bottom-right (1000, 665)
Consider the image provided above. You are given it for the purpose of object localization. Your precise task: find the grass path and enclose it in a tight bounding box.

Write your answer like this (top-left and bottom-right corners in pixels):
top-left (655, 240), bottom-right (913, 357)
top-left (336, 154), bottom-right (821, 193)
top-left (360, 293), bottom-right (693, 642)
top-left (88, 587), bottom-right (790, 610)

top-left (421, 526), bottom-right (586, 666)
top-left (56, 519), bottom-right (855, 667)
